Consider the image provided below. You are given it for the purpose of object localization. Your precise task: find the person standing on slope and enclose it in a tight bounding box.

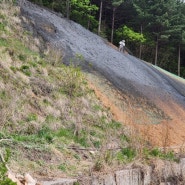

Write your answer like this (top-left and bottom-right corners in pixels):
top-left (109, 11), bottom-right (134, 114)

top-left (119, 40), bottom-right (125, 53)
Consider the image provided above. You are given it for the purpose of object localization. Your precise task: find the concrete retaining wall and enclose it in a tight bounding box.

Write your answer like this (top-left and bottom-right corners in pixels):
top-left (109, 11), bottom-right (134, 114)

top-left (41, 159), bottom-right (185, 185)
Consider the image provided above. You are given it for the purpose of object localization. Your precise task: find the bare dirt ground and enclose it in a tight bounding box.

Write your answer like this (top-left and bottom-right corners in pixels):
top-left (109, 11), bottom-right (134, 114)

top-left (86, 70), bottom-right (185, 152)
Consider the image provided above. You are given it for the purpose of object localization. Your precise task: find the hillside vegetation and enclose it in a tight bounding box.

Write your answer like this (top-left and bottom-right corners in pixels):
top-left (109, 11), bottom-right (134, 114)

top-left (0, 1), bottom-right (179, 182)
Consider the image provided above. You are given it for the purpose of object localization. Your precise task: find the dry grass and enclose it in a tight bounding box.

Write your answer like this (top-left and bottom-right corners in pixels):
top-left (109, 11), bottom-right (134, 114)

top-left (0, 2), bottom-right (127, 178)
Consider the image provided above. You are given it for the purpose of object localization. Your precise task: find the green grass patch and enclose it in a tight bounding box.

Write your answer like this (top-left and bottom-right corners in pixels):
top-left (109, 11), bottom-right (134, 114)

top-left (0, 149), bottom-right (16, 185)
top-left (116, 147), bottom-right (136, 162)
top-left (0, 90), bottom-right (7, 100)
top-left (93, 104), bottom-right (102, 111)
top-left (0, 38), bottom-right (8, 47)
top-left (18, 54), bottom-right (27, 61)
top-left (57, 128), bottom-right (74, 139)
top-left (143, 148), bottom-right (177, 161)
top-left (45, 114), bottom-right (59, 123)
top-left (107, 120), bottom-right (122, 129)
top-left (26, 113), bottom-right (38, 122)
top-left (20, 65), bottom-right (31, 76)
top-left (0, 22), bottom-right (5, 31)
top-left (10, 66), bottom-right (17, 73)
top-left (58, 163), bottom-right (67, 172)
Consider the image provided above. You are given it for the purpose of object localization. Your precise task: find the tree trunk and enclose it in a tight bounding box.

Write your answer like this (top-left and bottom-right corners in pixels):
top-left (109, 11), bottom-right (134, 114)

top-left (139, 25), bottom-right (143, 59)
top-left (51, 0), bottom-right (54, 10)
top-left (178, 44), bottom-right (181, 76)
top-left (154, 35), bottom-right (158, 66)
top-left (111, 7), bottom-right (116, 43)
top-left (38, 0), bottom-right (43, 5)
top-left (66, 0), bottom-right (70, 19)
top-left (98, 0), bottom-right (103, 35)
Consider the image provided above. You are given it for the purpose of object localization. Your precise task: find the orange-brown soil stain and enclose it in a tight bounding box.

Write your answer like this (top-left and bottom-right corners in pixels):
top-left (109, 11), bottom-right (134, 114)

top-left (87, 74), bottom-right (185, 152)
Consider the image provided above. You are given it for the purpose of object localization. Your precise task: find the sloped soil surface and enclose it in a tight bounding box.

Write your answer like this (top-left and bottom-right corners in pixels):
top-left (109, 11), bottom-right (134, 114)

top-left (18, 0), bottom-right (185, 148)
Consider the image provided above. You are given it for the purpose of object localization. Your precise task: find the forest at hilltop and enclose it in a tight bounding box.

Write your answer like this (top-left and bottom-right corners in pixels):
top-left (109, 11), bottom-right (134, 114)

top-left (29, 0), bottom-right (185, 77)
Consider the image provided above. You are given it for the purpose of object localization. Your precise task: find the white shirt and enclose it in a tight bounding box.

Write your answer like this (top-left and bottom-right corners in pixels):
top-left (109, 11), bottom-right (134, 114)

top-left (119, 41), bottom-right (125, 47)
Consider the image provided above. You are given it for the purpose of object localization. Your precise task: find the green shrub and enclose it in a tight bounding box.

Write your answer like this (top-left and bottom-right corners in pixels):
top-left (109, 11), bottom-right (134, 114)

top-left (104, 150), bottom-right (114, 165)
top-left (57, 128), bottom-right (73, 138)
top-left (0, 22), bottom-right (5, 31)
top-left (45, 115), bottom-right (59, 123)
top-left (117, 147), bottom-right (136, 162)
top-left (76, 136), bottom-right (89, 147)
top-left (38, 126), bottom-right (53, 143)
top-left (108, 121), bottom-right (122, 129)
top-left (145, 148), bottom-right (176, 161)
top-left (58, 163), bottom-right (67, 172)
top-left (93, 159), bottom-right (103, 171)
top-left (93, 141), bottom-right (101, 149)
top-left (0, 149), bottom-right (16, 185)
top-left (18, 54), bottom-right (26, 61)
top-left (0, 14), bottom-right (5, 20)
top-left (10, 66), bottom-right (17, 73)
top-left (0, 38), bottom-right (8, 47)
top-left (73, 182), bottom-right (80, 185)
top-left (60, 65), bottom-right (84, 97)
top-left (20, 65), bottom-right (31, 76)
top-left (0, 90), bottom-right (6, 100)
top-left (149, 148), bottom-right (161, 157)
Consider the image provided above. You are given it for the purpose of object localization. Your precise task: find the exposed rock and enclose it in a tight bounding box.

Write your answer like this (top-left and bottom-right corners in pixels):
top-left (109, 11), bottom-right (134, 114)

top-left (25, 173), bottom-right (37, 185)
top-left (103, 174), bottom-right (116, 185)
top-left (115, 168), bottom-right (141, 185)
top-left (8, 172), bottom-right (22, 185)
top-left (41, 178), bottom-right (77, 185)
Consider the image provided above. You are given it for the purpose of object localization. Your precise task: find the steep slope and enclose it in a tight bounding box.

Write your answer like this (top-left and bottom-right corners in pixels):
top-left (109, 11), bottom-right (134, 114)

top-left (17, 0), bottom-right (185, 148)
top-left (0, 1), bottom-right (129, 180)
top-left (2, 1), bottom-right (185, 184)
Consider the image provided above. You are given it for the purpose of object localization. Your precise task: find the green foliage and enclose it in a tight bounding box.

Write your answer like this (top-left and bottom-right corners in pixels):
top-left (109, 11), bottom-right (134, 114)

top-left (107, 120), bottom-right (122, 129)
top-left (58, 163), bottom-right (67, 172)
top-left (73, 182), bottom-right (80, 185)
top-left (0, 90), bottom-right (7, 100)
top-left (27, 113), bottom-right (38, 122)
top-left (70, 0), bottom-right (98, 29)
top-left (112, 0), bottom-right (124, 8)
top-left (120, 134), bottom-right (130, 143)
top-left (116, 25), bottom-right (146, 43)
top-left (93, 159), bottom-right (103, 171)
top-left (20, 65), bottom-right (31, 76)
top-left (93, 140), bottom-right (101, 149)
top-left (0, 38), bottom-right (8, 47)
top-left (38, 126), bottom-right (53, 143)
top-left (143, 148), bottom-right (176, 161)
top-left (0, 149), bottom-right (16, 185)
top-left (57, 128), bottom-right (73, 138)
top-left (59, 65), bottom-right (85, 97)
top-left (0, 22), bottom-right (5, 31)
top-left (117, 147), bottom-right (136, 162)
top-left (104, 150), bottom-right (114, 165)
top-left (76, 136), bottom-right (89, 147)
top-left (10, 66), bottom-right (17, 73)
top-left (18, 54), bottom-right (26, 61)
top-left (45, 114), bottom-right (59, 123)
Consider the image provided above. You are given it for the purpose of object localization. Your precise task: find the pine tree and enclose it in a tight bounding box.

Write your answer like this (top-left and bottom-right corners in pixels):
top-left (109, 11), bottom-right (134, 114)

top-left (167, 0), bottom-right (185, 76)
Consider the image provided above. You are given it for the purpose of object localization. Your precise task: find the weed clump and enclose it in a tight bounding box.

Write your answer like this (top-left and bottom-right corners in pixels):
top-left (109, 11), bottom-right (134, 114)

top-left (0, 149), bottom-right (16, 185)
